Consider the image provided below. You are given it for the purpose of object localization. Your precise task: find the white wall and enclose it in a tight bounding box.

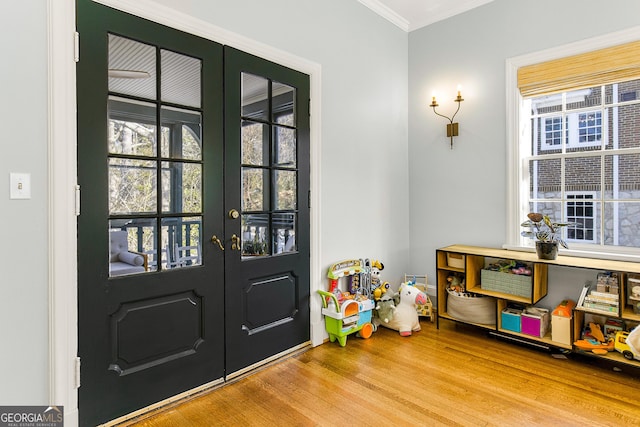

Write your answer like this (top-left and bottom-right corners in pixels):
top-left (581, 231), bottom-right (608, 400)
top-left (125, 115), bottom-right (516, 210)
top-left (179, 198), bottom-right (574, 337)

top-left (0, 0), bottom-right (409, 406)
top-left (0, 0), bottom-right (50, 404)
top-left (408, 0), bottom-right (640, 298)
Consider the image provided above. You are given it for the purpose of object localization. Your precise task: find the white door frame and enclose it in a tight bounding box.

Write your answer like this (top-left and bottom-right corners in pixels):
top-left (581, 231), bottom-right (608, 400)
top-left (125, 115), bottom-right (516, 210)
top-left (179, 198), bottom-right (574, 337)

top-left (48, 1), bottom-right (323, 425)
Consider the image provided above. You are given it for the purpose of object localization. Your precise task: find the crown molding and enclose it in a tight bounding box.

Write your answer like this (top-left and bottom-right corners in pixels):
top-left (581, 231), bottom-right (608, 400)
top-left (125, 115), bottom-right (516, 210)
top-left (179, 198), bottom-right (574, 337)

top-left (409, 0), bottom-right (494, 31)
top-left (359, 0), bottom-right (495, 32)
top-left (357, 0), bottom-right (409, 32)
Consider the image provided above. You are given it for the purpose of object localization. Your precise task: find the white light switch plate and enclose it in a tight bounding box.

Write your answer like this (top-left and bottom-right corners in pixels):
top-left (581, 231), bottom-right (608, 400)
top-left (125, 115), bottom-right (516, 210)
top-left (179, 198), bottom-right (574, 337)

top-left (10, 173), bottom-right (31, 199)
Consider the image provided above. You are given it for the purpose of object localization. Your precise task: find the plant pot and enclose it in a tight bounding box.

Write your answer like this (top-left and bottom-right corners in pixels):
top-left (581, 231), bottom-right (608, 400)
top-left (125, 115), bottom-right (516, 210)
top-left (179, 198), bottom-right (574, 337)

top-left (536, 241), bottom-right (558, 260)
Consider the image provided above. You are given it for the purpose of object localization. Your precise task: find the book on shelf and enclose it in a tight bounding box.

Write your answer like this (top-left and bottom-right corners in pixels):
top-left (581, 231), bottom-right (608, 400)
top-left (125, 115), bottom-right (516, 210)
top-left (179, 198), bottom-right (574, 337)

top-left (577, 284), bottom-right (590, 307)
top-left (581, 302), bottom-right (619, 313)
top-left (588, 290), bottom-right (619, 300)
top-left (576, 283), bottom-right (620, 314)
top-left (583, 296), bottom-right (619, 305)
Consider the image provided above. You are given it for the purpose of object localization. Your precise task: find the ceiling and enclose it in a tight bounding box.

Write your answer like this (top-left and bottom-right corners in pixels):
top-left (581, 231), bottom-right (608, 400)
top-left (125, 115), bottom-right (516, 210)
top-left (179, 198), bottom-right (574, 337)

top-left (358, 0), bottom-right (494, 32)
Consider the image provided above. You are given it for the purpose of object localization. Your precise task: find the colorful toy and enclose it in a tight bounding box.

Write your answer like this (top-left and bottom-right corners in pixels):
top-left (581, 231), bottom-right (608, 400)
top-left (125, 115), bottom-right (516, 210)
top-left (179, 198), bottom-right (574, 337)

top-left (574, 322), bottom-right (614, 354)
top-left (447, 274), bottom-right (464, 293)
top-left (320, 259), bottom-right (375, 346)
top-left (574, 338), bottom-right (614, 354)
top-left (374, 292), bottom-right (397, 325)
top-left (614, 330), bottom-right (640, 360)
top-left (370, 260), bottom-right (390, 300)
top-left (326, 259), bottom-right (364, 303)
top-left (378, 282), bottom-right (427, 336)
top-left (405, 274), bottom-right (434, 322)
top-left (318, 290), bottom-right (374, 346)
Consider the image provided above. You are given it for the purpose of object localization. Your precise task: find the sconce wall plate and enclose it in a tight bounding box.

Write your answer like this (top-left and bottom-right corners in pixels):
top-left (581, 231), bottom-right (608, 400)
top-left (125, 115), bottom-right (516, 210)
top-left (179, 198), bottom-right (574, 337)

top-left (446, 122), bottom-right (458, 138)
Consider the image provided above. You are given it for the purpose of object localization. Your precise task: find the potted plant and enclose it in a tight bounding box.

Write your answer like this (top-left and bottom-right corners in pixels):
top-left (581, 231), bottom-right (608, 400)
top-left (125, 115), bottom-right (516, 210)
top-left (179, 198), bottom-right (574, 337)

top-left (521, 212), bottom-right (574, 260)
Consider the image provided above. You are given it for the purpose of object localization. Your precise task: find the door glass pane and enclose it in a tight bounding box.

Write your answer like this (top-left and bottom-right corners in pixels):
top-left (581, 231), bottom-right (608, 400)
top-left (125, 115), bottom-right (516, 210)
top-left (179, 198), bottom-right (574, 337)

top-left (242, 214), bottom-right (269, 257)
top-left (109, 158), bottom-right (157, 214)
top-left (108, 97), bottom-right (157, 156)
top-left (273, 213), bottom-right (296, 254)
top-left (272, 81), bottom-right (295, 124)
top-left (181, 163), bottom-right (202, 213)
top-left (163, 216), bottom-right (202, 269)
top-left (274, 170), bottom-right (296, 210)
top-left (161, 161), bottom-right (202, 214)
top-left (109, 219), bottom-right (159, 274)
top-left (274, 125), bottom-right (296, 167)
top-left (108, 226), bottom-right (149, 277)
top-left (161, 107), bottom-right (202, 160)
top-left (242, 73), bottom-right (268, 121)
top-left (108, 34), bottom-right (156, 99)
top-left (242, 121), bottom-right (268, 166)
top-left (161, 49), bottom-right (201, 108)
top-left (242, 167), bottom-right (267, 211)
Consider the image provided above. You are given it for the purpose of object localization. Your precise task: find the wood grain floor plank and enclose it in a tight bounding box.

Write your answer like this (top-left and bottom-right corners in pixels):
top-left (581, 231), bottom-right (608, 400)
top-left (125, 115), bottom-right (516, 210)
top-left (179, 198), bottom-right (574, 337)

top-left (119, 320), bottom-right (640, 427)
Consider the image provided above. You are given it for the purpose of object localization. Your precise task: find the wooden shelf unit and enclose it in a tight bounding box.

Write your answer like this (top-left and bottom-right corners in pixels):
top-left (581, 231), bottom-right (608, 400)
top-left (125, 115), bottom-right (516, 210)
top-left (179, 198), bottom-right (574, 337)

top-left (436, 244), bottom-right (640, 369)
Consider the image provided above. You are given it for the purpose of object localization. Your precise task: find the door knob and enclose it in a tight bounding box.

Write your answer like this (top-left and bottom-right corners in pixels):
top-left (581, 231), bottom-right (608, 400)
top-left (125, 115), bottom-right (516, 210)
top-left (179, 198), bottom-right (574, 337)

top-left (231, 234), bottom-right (241, 251)
top-left (228, 209), bottom-right (240, 219)
top-left (211, 235), bottom-right (225, 251)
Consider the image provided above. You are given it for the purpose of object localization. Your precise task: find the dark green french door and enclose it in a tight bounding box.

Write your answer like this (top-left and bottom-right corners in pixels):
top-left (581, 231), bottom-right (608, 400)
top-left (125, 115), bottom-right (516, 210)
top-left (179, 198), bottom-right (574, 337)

top-left (76, 1), bottom-right (310, 425)
top-left (224, 47), bottom-right (310, 375)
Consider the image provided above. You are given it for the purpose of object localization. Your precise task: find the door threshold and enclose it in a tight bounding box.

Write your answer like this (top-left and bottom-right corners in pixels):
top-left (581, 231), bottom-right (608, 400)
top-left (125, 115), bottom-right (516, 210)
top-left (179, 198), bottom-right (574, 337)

top-left (101, 378), bottom-right (225, 427)
top-left (225, 341), bottom-right (312, 381)
top-left (103, 341), bottom-right (311, 426)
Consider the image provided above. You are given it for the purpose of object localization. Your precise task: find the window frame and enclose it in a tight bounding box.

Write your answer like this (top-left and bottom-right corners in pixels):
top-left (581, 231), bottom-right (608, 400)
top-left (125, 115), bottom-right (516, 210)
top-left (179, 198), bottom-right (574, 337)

top-left (505, 27), bottom-right (640, 261)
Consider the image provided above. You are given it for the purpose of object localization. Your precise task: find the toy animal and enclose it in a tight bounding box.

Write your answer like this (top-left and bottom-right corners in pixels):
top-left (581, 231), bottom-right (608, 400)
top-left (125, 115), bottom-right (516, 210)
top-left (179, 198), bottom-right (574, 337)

top-left (374, 292), bottom-right (397, 325)
top-left (379, 282), bottom-right (427, 336)
top-left (370, 260), bottom-right (390, 300)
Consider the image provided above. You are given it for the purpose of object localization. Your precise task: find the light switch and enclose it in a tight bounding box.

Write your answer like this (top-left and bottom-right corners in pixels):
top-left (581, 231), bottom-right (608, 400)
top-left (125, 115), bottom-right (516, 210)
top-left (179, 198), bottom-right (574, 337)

top-left (10, 173), bottom-right (31, 199)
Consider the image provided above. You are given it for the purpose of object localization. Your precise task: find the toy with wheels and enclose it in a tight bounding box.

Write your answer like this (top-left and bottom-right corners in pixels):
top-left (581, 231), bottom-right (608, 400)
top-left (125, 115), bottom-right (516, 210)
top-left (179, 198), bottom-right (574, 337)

top-left (318, 290), bottom-right (374, 346)
top-left (615, 328), bottom-right (640, 361)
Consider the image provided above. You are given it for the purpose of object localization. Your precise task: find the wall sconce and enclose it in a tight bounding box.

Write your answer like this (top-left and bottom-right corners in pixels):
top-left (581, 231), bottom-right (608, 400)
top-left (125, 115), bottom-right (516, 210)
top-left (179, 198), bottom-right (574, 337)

top-left (430, 86), bottom-right (464, 149)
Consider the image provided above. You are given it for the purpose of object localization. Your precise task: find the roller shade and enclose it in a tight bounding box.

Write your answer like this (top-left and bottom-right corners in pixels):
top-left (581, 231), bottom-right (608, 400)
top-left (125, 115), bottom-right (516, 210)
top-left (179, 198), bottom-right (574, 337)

top-left (518, 40), bottom-right (640, 98)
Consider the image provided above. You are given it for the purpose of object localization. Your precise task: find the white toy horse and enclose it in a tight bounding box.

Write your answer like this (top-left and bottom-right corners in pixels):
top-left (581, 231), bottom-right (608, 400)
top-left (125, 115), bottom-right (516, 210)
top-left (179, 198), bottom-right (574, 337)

top-left (381, 282), bottom-right (427, 336)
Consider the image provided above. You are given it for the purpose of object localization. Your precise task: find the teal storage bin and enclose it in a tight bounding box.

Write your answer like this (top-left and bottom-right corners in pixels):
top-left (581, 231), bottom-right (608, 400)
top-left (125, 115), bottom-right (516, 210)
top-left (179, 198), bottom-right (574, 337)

top-left (501, 308), bottom-right (522, 333)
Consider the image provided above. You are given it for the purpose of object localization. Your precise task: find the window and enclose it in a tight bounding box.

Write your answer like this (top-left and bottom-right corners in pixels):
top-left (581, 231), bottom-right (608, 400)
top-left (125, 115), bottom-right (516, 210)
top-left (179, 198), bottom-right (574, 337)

top-left (507, 33), bottom-right (640, 258)
top-left (543, 116), bottom-right (563, 147)
top-left (566, 193), bottom-right (595, 243)
top-left (536, 94), bottom-right (605, 151)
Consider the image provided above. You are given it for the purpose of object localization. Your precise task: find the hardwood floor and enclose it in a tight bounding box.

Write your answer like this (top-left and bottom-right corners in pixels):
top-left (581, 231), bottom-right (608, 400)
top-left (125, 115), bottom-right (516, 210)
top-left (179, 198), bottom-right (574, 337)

top-left (119, 320), bottom-right (640, 426)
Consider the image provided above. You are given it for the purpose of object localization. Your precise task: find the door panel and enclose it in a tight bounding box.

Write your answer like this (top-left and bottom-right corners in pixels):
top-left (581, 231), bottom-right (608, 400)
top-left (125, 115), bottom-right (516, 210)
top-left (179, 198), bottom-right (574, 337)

top-left (224, 47), bottom-right (311, 375)
top-left (108, 291), bottom-right (204, 376)
top-left (77, 1), bottom-right (224, 425)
